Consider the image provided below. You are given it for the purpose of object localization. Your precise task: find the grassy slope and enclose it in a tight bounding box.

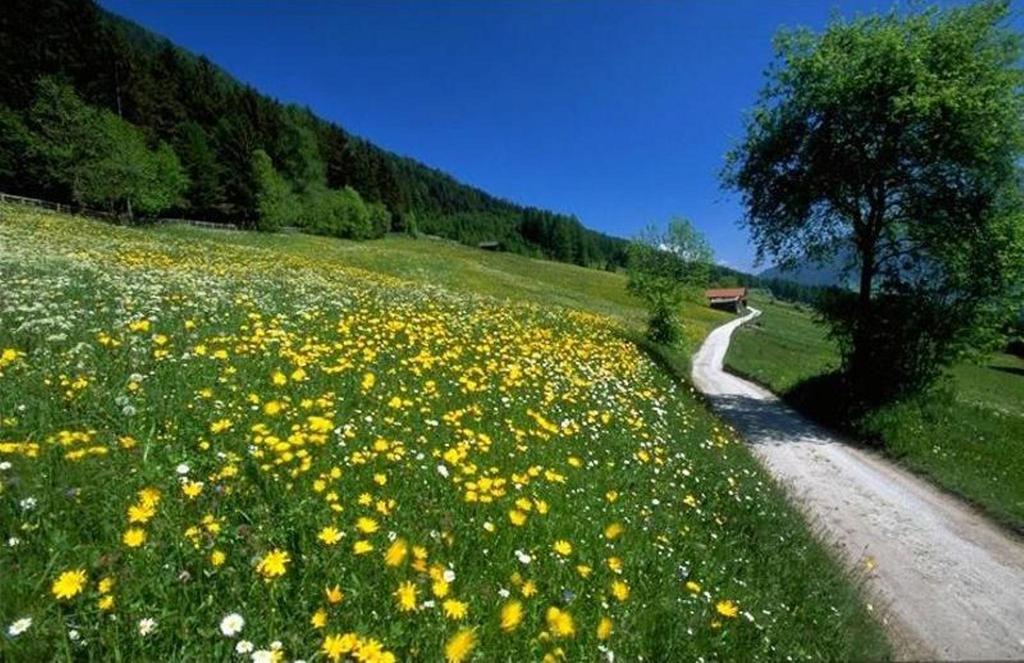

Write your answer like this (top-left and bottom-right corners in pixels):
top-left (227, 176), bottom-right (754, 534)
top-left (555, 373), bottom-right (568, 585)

top-left (727, 295), bottom-right (1024, 530)
top-left (0, 205), bottom-right (888, 660)
top-left (156, 226), bottom-right (732, 351)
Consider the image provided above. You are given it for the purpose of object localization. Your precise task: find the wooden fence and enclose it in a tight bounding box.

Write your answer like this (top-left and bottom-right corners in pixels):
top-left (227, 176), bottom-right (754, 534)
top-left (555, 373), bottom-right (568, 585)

top-left (0, 191), bottom-right (241, 231)
top-left (0, 191), bottom-right (118, 220)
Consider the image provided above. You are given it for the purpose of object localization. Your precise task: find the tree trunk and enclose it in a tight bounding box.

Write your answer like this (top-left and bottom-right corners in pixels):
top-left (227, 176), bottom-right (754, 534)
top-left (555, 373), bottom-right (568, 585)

top-left (851, 232), bottom-right (877, 389)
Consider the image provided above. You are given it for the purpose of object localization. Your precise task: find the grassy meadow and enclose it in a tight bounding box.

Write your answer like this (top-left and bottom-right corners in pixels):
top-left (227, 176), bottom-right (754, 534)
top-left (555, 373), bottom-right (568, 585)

top-left (727, 296), bottom-right (1024, 531)
top-left (0, 204), bottom-right (887, 661)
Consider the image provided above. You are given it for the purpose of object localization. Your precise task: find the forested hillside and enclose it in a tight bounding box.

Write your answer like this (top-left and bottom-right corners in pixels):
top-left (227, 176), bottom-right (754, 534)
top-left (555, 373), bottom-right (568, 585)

top-left (0, 0), bottom-right (628, 267)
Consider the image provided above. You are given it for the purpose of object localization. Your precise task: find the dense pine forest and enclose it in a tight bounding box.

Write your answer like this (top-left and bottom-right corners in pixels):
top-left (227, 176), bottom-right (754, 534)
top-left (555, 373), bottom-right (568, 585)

top-left (0, 0), bottom-right (628, 267)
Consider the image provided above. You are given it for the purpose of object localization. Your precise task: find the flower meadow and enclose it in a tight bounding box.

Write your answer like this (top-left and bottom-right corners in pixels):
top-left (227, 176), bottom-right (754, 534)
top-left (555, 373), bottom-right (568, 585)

top-left (0, 206), bottom-right (885, 661)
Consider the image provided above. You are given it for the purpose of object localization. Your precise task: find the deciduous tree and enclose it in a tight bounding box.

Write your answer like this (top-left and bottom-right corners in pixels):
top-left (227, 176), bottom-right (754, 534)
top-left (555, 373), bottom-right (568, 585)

top-left (723, 0), bottom-right (1024, 402)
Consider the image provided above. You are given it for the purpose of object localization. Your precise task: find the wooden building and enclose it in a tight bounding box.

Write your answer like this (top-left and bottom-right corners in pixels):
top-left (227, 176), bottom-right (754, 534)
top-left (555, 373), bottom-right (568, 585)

top-left (705, 287), bottom-right (748, 313)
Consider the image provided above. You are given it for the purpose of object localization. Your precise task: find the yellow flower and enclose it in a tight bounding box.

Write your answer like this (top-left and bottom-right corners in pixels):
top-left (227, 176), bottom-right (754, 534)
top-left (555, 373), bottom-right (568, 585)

top-left (552, 539), bottom-right (572, 556)
top-left (394, 581), bottom-right (417, 612)
top-left (604, 522), bottom-right (624, 540)
top-left (432, 579), bottom-right (450, 598)
top-left (546, 606), bottom-right (576, 638)
top-left (499, 600), bottom-right (523, 632)
top-left (308, 415), bottom-right (332, 433)
top-left (182, 481), bottom-right (203, 499)
top-left (322, 633), bottom-right (356, 661)
top-left (685, 580), bottom-right (701, 593)
top-left (256, 549), bottom-right (290, 579)
top-left (607, 556), bottom-right (623, 573)
top-left (521, 580), bottom-right (537, 598)
top-left (597, 616), bottom-right (613, 640)
top-left (442, 599), bottom-right (468, 620)
top-left (318, 526), bottom-right (343, 546)
top-left (575, 564), bottom-right (592, 578)
top-left (209, 418), bottom-right (233, 434)
top-left (311, 608), bottom-right (328, 629)
top-left (271, 371), bottom-right (288, 386)
top-left (384, 538), bottom-right (408, 567)
top-left (122, 528), bottom-right (146, 548)
top-left (138, 487), bottom-right (161, 507)
top-left (210, 550), bottom-right (226, 567)
top-left (98, 594), bottom-right (115, 611)
top-left (355, 517), bottom-right (378, 534)
top-left (263, 400), bottom-right (284, 415)
top-left (353, 540), bottom-right (374, 555)
top-left (51, 569), bottom-right (87, 600)
top-left (98, 576), bottom-right (115, 594)
top-left (127, 503), bottom-right (155, 524)
top-left (508, 509), bottom-right (527, 526)
top-left (716, 599), bottom-right (739, 618)
top-left (325, 584), bottom-right (344, 604)
top-left (610, 579), bottom-right (630, 602)
top-left (444, 628), bottom-right (476, 663)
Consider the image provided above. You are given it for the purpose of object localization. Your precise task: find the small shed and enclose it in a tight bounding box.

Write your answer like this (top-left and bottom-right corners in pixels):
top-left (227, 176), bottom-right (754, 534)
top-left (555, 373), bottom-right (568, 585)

top-left (705, 287), bottom-right (748, 313)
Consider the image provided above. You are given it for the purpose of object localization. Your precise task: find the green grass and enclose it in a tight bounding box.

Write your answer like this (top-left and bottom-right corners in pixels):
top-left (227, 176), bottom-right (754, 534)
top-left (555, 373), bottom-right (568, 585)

top-left (157, 225), bottom-right (733, 351)
top-left (727, 295), bottom-right (1024, 531)
top-left (0, 204), bottom-right (887, 660)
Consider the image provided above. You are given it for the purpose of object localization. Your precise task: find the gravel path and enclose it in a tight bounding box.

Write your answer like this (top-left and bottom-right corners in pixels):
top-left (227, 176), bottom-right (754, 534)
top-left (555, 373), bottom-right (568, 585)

top-left (692, 309), bottom-right (1024, 660)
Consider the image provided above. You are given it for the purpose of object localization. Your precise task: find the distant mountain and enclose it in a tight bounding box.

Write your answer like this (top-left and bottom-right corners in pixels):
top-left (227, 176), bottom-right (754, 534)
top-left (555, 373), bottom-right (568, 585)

top-left (759, 252), bottom-right (854, 288)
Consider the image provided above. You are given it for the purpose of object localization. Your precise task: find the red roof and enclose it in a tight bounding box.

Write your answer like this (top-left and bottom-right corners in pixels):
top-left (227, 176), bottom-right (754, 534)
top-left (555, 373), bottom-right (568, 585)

top-left (705, 288), bottom-right (748, 299)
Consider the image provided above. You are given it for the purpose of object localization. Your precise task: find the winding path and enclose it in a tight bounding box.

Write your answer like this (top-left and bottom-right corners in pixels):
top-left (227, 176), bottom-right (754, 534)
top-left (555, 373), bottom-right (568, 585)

top-left (692, 309), bottom-right (1024, 660)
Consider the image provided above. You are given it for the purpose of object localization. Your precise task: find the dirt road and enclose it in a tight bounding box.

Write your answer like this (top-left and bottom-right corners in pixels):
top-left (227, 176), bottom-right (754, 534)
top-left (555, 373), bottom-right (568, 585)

top-left (692, 309), bottom-right (1024, 660)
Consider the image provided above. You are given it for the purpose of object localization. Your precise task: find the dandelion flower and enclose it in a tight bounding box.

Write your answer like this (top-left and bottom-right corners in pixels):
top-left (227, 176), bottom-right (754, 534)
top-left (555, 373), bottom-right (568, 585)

top-left (597, 616), bottom-right (613, 640)
top-left (322, 633), bottom-right (356, 661)
top-left (384, 538), bottom-right (408, 567)
top-left (432, 579), bottom-right (450, 598)
top-left (395, 581), bottom-right (418, 612)
top-left (499, 600), bottom-right (523, 632)
top-left (442, 599), bottom-right (468, 620)
top-left (546, 606), bottom-right (575, 638)
top-left (604, 522), bottom-right (624, 539)
top-left (355, 517), bottom-right (378, 534)
top-left (98, 576), bottom-right (115, 594)
top-left (444, 628), bottom-right (476, 663)
top-left (716, 599), bottom-right (739, 618)
top-left (552, 540), bottom-right (572, 556)
top-left (611, 579), bottom-right (630, 602)
top-left (127, 503), bottom-right (155, 524)
top-left (310, 609), bottom-right (328, 629)
top-left (256, 549), bottom-right (290, 579)
top-left (51, 569), bottom-right (87, 600)
top-left (325, 584), bottom-right (344, 604)
top-left (122, 528), bottom-right (146, 548)
top-left (317, 526), bottom-right (343, 546)
top-left (353, 540), bottom-right (374, 555)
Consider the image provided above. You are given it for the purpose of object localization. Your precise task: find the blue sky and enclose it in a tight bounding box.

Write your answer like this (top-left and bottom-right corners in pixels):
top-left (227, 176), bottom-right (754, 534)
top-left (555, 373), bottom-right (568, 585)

top-left (101, 0), bottom-right (1007, 272)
